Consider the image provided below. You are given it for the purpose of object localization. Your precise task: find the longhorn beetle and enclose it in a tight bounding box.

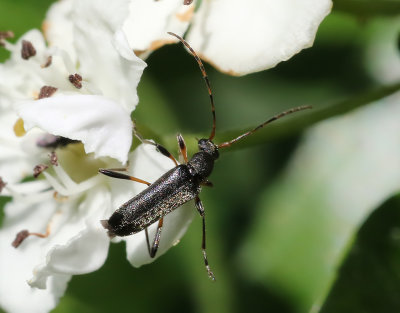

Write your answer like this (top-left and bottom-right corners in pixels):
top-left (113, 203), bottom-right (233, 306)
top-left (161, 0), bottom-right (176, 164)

top-left (99, 32), bottom-right (311, 280)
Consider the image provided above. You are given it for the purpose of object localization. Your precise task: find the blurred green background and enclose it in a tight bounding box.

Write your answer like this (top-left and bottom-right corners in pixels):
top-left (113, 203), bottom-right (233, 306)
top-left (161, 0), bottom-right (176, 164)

top-left (1, 1), bottom-right (400, 313)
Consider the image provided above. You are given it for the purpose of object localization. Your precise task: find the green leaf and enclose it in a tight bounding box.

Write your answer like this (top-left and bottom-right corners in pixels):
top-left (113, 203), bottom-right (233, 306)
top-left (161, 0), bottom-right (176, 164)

top-left (320, 194), bottom-right (400, 313)
top-left (212, 81), bottom-right (400, 151)
top-left (238, 91), bottom-right (400, 312)
top-left (334, 0), bottom-right (400, 17)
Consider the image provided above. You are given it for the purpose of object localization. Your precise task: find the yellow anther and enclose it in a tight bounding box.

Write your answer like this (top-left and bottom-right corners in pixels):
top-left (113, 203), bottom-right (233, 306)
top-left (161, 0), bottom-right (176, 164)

top-left (13, 118), bottom-right (26, 137)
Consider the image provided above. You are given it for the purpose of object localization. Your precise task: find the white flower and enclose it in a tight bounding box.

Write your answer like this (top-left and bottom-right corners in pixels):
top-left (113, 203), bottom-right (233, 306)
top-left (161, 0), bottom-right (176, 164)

top-left (1, 9), bottom-right (146, 163)
top-left (122, 0), bottom-right (333, 75)
top-left (0, 2), bottom-right (192, 313)
top-left (0, 0), bottom-right (334, 312)
top-left (0, 137), bottom-right (193, 313)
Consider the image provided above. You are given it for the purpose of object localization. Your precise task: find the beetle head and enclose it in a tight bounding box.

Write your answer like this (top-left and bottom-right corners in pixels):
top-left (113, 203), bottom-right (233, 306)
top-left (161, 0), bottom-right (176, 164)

top-left (198, 139), bottom-right (219, 160)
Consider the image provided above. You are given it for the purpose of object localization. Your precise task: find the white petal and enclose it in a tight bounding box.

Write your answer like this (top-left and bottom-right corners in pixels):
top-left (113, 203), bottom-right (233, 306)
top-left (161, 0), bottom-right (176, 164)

top-left (0, 29), bottom-right (80, 110)
top-left (7, 29), bottom-right (47, 63)
top-left (122, 0), bottom-right (192, 52)
top-left (0, 111), bottom-right (49, 184)
top-left (43, 0), bottom-right (76, 62)
top-left (72, 0), bottom-right (147, 113)
top-left (187, 0), bottom-right (332, 75)
top-left (0, 111), bottom-right (33, 183)
top-left (105, 143), bottom-right (195, 267)
top-left (29, 187), bottom-right (111, 289)
top-left (110, 29), bottom-right (148, 111)
top-left (0, 30), bottom-right (48, 107)
top-left (17, 94), bottom-right (133, 164)
top-left (0, 199), bottom-right (71, 313)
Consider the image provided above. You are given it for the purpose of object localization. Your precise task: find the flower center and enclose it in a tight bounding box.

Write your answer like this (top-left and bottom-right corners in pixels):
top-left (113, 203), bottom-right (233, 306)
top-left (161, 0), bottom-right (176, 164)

top-left (52, 142), bottom-right (106, 183)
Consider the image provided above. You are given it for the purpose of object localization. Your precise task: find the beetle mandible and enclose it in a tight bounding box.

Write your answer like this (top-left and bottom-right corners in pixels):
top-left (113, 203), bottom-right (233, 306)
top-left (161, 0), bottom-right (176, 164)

top-left (99, 32), bottom-right (311, 280)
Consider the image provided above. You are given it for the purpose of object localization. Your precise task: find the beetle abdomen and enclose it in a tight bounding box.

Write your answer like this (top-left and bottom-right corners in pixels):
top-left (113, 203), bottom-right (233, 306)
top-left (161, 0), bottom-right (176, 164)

top-left (103, 165), bottom-right (200, 237)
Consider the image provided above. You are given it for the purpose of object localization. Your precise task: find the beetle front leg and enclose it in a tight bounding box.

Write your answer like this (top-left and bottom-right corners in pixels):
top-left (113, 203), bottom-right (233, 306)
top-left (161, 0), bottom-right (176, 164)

top-left (134, 125), bottom-right (178, 166)
top-left (177, 133), bottom-right (188, 163)
top-left (195, 196), bottom-right (216, 281)
top-left (99, 169), bottom-right (151, 186)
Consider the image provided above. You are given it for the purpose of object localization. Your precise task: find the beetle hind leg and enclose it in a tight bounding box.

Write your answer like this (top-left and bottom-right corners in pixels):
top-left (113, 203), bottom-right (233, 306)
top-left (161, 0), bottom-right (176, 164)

top-left (145, 218), bottom-right (164, 258)
top-left (195, 196), bottom-right (216, 281)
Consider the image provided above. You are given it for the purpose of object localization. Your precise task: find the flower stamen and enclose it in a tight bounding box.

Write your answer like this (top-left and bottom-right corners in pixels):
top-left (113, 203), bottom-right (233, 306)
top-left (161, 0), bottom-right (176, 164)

top-left (21, 40), bottom-right (36, 60)
top-left (13, 118), bottom-right (26, 137)
top-left (49, 151), bottom-right (58, 166)
top-left (42, 172), bottom-right (69, 195)
top-left (11, 230), bottom-right (30, 248)
top-left (33, 164), bottom-right (49, 178)
top-left (69, 73), bottom-right (83, 89)
top-left (53, 191), bottom-right (69, 202)
top-left (41, 55), bottom-right (52, 68)
top-left (0, 30), bottom-right (14, 47)
top-left (53, 164), bottom-right (77, 190)
top-left (12, 218), bottom-right (53, 248)
top-left (38, 86), bottom-right (58, 99)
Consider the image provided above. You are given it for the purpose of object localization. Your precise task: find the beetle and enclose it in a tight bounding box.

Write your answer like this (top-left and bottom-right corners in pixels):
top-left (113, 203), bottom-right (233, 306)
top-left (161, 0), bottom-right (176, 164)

top-left (99, 32), bottom-right (311, 280)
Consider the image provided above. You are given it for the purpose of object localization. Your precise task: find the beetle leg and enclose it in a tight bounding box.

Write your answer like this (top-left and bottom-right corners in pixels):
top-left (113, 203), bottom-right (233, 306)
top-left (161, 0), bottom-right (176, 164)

top-left (145, 228), bottom-right (151, 255)
top-left (134, 125), bottom-right (178, 166)
top-left (145, 218), bottom-right (164, 258)
top-left (99, 169), bottom-right (151, 186)
top-left (153, 143), bottom-right (179, 166)
top-left (177, 133), bottom-right (188, 164)
top-left (195, 196), bottom-right (216, 281)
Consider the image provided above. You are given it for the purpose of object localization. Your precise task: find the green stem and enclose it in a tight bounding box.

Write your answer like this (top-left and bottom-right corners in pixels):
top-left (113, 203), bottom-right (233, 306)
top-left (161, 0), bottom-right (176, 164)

top-left (333, 0), bottom-right (400, 17)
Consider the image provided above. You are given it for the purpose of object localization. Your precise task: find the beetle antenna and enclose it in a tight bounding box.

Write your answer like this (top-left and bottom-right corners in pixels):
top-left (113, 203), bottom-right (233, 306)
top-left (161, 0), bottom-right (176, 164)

top-left (217, 105), bottom-right (312, 149)
top-left (168, 32), bottom-right (217, 141)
